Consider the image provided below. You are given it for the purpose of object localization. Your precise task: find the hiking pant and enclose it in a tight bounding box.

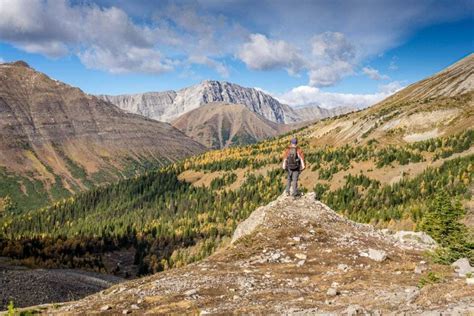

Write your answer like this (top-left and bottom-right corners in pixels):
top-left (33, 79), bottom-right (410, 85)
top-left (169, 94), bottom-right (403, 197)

top-left (286, 169), bottom-right (300, 196)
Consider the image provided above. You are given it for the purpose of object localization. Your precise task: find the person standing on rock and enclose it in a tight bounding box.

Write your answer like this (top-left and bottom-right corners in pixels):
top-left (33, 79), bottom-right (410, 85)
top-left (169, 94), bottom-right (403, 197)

top-left (282, 137), bottom-right (305, 197)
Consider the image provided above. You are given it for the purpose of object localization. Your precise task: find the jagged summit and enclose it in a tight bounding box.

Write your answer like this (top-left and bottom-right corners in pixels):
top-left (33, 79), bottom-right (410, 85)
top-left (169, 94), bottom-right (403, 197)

top-left (99, 79), bottom-right (300, 124)
top-left (1, 60), bottom-right (31, 67)
top-left (43, 194), bottom-right (473, 315)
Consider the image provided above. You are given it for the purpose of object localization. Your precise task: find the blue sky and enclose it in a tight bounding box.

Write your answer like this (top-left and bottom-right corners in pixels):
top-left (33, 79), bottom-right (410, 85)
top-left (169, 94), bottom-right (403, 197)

top-left (0, 0), bottom-right (472, 108)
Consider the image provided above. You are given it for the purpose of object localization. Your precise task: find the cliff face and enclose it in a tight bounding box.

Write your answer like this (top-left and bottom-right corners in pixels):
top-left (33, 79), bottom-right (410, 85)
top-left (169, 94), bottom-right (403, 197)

top-left (44, 194), bottom-right (473, 314)
top-left (0, 61), bottom-right (206, 209)
top-left (99, 80), bottom-right (301, 124)
top-left (99, 91), bottom-right (177, 122)
top-left (293, 103), bottom-right (357, 121)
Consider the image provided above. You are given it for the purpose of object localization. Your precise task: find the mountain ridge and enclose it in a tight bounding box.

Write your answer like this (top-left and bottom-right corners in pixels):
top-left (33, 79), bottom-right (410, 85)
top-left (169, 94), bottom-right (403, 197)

top-left (99, 80), bottom-right (299, 123)
top-left (0, 61), bottom-right (206, 210)
top-left (299, 53), bottom-right (473, 148)
top-left (98, 80), bottom-right (353, 124)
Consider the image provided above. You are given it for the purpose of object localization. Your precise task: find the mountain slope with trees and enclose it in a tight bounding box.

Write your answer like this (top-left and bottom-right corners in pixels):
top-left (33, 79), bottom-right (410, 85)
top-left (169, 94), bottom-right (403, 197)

top-left (171, 103), bottom-right (293, 149)
top-left (37, 193), bottom-right (473, 314)
top-left (0, 61), bottom-right (206, 211)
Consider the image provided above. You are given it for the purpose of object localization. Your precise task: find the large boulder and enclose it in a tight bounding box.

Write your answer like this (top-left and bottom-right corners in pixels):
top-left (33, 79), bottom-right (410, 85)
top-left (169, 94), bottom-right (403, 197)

top-left (382, 230), bottom-right (437, 251)
top-left (451, 258), bottom-right (473, 277)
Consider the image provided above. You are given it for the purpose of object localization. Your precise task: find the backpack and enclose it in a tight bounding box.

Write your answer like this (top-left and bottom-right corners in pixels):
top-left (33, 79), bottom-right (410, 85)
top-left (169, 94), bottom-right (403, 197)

top-left (287, 147), bottom-right (300, 170)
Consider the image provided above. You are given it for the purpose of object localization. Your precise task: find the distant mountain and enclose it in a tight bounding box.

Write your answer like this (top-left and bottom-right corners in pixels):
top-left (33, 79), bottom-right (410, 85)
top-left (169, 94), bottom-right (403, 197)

top-left (172, 102), bottom-right (292, 149)
top-left (0, 61), bottom-right (206, 210)
top-left (293, 103), bottom-right (357, 121)
top-left (99, 80), bottom-right (301, 124)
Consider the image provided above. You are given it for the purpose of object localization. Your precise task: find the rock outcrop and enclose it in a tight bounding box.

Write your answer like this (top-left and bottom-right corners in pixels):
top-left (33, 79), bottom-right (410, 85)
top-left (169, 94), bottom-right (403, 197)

top-left (41, 193), bottom-right (473, 314)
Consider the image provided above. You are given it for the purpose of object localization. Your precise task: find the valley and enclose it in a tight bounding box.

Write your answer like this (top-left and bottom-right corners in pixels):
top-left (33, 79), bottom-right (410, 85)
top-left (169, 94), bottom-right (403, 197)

top-left (0, 54), bottom-right (472, 313)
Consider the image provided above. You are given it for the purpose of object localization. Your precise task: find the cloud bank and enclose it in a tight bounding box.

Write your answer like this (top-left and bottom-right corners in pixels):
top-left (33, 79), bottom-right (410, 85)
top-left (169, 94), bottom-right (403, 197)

top-left (0, 0), bottom-right (471, 85)
top-left (276, 81), bottom-right (404, 109)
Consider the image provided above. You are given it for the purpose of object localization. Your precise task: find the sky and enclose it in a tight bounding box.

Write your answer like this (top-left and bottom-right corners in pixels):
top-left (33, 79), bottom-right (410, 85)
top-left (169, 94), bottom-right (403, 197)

top-left (0, 0), bottom-right (473, 109)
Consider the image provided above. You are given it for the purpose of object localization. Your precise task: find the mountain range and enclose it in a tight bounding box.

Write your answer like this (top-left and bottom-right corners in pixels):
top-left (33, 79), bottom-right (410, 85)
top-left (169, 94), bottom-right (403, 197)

top-left (99, 80), bottom-right (356, 148)
top-left (98, 80), bottom-right (355, 125)
top-left (0, 61), bottom-right (205, 210)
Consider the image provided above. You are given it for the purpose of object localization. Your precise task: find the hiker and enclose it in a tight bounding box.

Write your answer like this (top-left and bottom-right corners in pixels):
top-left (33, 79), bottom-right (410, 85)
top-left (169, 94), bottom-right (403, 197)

top-left (282, 137), bottom-right (305, 197)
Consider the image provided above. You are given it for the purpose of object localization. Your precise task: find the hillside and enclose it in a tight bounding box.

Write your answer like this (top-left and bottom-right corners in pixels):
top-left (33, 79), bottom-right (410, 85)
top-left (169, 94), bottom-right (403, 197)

top-left (32, 194), bottom-right (474, 314)
top-left (301, 53), bottom-right (473, 147)
top-left (0, 61), bottom-right (206, 211)
top-left (99, 80), bottom-right (301, 123)
top-left (172, 103), bottom-right (292, 149)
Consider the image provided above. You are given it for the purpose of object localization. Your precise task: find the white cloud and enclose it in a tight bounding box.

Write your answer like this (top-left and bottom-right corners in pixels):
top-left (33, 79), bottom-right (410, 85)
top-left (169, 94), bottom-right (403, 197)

top-left (378, 81), bottom-right (404, 94)
top-left (188, 55), bottom-right (229, 77)
top-left (307, 32), bottom-right (356, 87)
top-left (311, 32), bottom-right (355, 61)
top-left (0, 0), bottom-right (174, 73)
top-left (309, 59), bottom-right (354, 87)
top-left (275, 81), bottom-right (404, 109)
top-left (238, 31), bottom-right (356, 87)
top-left (389, 56), bottom-right (399, 70)
top-left (362, 66), bottom-right (390, 80)
top-left (79, 46), bottom-right (175, 74)
top-left (237, 34), bottom-right (305, 75)
top-left (0, 0), bottom-right (470, 82)
top-left (0, 0), bottom-right (243, 76)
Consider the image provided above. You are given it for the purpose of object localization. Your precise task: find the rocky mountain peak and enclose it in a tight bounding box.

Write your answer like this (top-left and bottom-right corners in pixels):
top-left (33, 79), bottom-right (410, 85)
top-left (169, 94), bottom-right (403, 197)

top-left (48, 193), bottom-right (473, 314)
top-left (98, 80), bottom-right (301, 124)
top-left (7, 60), bottom-right (31, 68)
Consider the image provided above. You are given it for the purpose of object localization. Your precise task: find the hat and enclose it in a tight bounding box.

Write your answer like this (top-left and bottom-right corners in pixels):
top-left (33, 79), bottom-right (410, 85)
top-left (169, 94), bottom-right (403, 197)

top-left (290, 137), bottom-right (298, 145)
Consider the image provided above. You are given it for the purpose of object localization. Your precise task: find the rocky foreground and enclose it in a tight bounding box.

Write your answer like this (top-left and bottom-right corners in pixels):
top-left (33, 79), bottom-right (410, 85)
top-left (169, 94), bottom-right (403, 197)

top-left (24, 194), bottom-right (474, 314)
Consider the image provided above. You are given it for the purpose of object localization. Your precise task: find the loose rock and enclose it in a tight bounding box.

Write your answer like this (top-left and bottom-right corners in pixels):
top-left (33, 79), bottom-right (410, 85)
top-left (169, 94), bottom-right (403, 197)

top-left (367, 248), bottom-right (387, 262)
top-left (100, 305), bottom-right (112, 311)
top-left (326, 288), bottom-right (338, 296)
top-left (451, 258), bottom-right (473, 277)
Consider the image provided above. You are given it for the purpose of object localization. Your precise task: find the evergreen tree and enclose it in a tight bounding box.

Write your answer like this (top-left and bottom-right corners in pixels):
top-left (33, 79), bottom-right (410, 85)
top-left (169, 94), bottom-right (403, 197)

top-left (419, 191), bottom-right (473, 263)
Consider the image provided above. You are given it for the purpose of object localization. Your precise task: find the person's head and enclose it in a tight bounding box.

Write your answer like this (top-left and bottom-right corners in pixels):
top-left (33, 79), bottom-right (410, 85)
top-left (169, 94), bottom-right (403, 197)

top-left (290, 137), bottom-right (298, 146)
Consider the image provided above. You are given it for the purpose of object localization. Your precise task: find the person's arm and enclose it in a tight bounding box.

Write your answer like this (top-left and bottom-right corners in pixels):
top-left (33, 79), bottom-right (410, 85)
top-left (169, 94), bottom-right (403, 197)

top-left (298, 148), bottom-right (305, 170)
top-left (282, 149), bottom-right (289, 169)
